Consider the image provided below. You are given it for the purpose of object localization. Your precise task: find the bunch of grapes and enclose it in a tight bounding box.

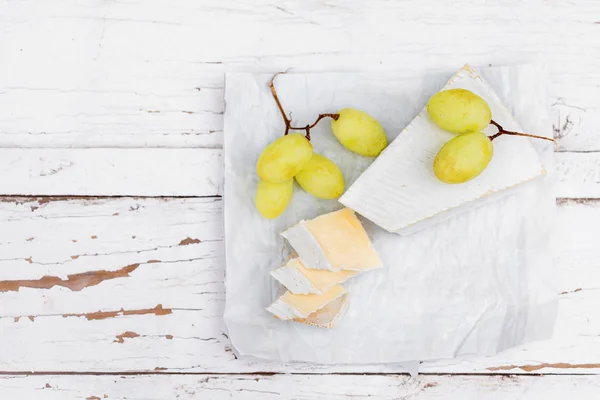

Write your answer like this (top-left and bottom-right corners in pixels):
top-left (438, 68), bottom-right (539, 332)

top-left (256, 74), bottom-right (387, 219)
top-left (426, 89), bottom-right (555, 184)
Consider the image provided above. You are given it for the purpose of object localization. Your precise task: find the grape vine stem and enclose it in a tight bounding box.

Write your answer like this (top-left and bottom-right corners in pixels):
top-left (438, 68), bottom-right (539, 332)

top-left (269, 72), bottom-right (339, 140)
top-left (489, 120), bottom-right (557, 147)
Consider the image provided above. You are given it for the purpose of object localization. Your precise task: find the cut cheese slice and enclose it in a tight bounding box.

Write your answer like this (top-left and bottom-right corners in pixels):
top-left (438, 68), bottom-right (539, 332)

top-left (294, 294), bottom-right (348, 328)
top-left (271, 257), bottom-right (359, 295)
top-left (281, 208), bottom-right (383, 272)
top-left (267, 284), bottom-right (348, 320)
top-left (340, 65), bottom-right (546, 235)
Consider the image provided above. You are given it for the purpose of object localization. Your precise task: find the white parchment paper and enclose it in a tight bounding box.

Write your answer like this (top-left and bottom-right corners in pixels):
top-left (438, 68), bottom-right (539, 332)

top-left (223, 65), bottom-right (557, 365)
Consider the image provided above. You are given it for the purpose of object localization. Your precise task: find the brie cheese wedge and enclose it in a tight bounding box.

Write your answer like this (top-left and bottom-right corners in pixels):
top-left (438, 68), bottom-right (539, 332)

top-left (271, 257), bottom-right (358, 295)
top-left (340, 65), bottom-right (546, 235)
top-left (267, 284), bottom-right (348, 320)
top-left (281, 208), bottom-right (383, 272)
top-left (294, 294), bottom-right (348, 329)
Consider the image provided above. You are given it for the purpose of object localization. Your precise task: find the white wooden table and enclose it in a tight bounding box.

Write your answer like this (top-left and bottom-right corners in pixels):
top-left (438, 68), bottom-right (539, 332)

top-left (2, 1), bottom-right (600, 398)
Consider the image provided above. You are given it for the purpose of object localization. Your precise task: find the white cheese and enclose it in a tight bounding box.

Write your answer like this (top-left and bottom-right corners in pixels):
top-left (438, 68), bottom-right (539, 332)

top-left (339, 65), bottom-right (546, 235)
top-left (266, 284), bottom-right (348, 320)
top-left (281, 222), bottom-right (333, 271)
top-left (271, 257), bottom-right (359, 295)
top-left (281, 208), bottom-right (383, 272)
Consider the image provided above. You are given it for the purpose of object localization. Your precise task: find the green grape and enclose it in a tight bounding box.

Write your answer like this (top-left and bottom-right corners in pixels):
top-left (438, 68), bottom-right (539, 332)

top-left (330, 108), bottom-right (387, 157)
top-left (255, 179), bottom-right (294, 219)
top-left (427, 89), bottom-right (492, 134)
top-left (256, 133), bottom-right (313, 183)
top-left (295, 154), bottom-right (344, 199)
top-left (433, 131), bottom-right (493, 184)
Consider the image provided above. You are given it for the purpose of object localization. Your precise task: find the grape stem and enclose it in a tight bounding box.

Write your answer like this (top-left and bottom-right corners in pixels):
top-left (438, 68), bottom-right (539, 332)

top-left (489, 120), bottom-right (557, 147)
top-left (269, 72), bottom-right (339, 140)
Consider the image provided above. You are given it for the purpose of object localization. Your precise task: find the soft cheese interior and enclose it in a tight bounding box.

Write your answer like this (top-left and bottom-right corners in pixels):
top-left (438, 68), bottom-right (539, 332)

top-left (282, 208), bottom-right (383, 271)
top-left (294, 295), bottom-right (349, 329)
top-left (271, 257), bottom-right (358, 295)
top-left (268, 208), bottom-right (383, 328)
top-left (267, 285), bottom-right (348, 320)
top-left (339, 65), bottom-right (546, 235)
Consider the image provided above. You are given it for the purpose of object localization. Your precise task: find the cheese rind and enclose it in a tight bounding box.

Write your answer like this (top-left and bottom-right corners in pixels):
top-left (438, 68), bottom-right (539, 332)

top-left (294, 295), bottom-right (349, 328)
top-left (281, 208), bottom-right (383, 272)
top-left (271, 258), bottom-right (359, 295)
top-left (339, 65), bottom-right (546, 234)
top-left (281, 222), bottom-right (334, 271)
top-left (266, 285), bottom-right (348, 320)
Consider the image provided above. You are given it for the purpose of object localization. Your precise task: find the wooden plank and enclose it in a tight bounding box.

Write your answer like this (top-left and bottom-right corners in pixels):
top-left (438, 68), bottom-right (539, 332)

top-left (0, 0), bottom-right (599, 149)
top-left (0, 148), bottom-right (597, 197)
top-left (0, 196), bottom-right (600, 374)
top-left (556, 153), bottom-right (600, 199)
top-left (0, 374), bottom-right (599, 399)
top-left (0, 149), bottom-right (222, 196)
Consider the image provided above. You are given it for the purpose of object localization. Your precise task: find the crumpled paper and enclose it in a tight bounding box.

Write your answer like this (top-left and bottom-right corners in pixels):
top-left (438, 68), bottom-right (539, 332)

top-left (223, 65), bottom-right (557, 367)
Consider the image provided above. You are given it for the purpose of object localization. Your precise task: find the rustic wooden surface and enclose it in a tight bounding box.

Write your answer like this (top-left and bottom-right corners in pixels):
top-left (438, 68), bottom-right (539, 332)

top-left (2, 0), bottom-right (600, 398)
top-left (3, 374), bottom-right (600, 399)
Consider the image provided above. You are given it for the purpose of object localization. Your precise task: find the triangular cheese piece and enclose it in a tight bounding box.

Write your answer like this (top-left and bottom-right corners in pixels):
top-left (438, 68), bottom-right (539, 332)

top-left (340, 65), bottom-right (545, 235)
top-left (281, 208), bottom-right (383, 272)
top-left (271, 257), bottom-right (359, 295)
top-left (267, 285), bottom-right (348, 320)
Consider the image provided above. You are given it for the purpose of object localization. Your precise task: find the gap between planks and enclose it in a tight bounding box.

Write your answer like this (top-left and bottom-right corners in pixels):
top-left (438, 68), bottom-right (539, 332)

top-left (0, 371), bottom-right (590, 377)
top-left (0, 195), bottom-right (595, 202)
top-left (0, 195), bottom-right (219, 201)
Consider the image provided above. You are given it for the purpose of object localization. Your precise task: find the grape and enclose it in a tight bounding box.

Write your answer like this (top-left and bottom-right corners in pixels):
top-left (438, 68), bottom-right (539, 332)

top-left (256, 133), bottom-right (313, 183)
top-left (427, 89), bottom-right (492, 134)
top-left (255, 179), bottom-right (294, 219)
top-left (330, 108), bottom-right (387, 157)
top-left (433, 131), bottom-right (493, 184)
top-left (295, 154), bottom-right (344, 199)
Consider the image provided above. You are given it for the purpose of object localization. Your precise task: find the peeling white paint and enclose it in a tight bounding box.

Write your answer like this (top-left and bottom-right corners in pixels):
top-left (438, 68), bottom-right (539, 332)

top-left (1, 0), bottom-right (600, 396)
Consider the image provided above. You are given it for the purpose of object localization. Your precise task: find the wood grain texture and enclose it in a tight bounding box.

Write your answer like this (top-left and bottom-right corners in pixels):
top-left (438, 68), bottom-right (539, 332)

top-left (0, 149), bottom-right (222, 196)
top-left (0, 196), bottom-right (598, 374)
top-left (1, 374), bottom-right (599, 399)
top-left (2, 0), bottom-right (600, 393)
top-left (0, 149), bottom-right (596, 197)
top-left (0, 0), bottom-right (599, 150)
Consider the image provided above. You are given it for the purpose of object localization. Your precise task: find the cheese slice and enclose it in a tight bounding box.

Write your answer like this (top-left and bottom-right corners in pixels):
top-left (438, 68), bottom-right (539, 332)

top-left (267, 285), bottom-right (348, 320)
top-left (339, 65), bottom-right (546, 235)
top-left (271, 257), bottom-right (359, 295)
top-left (294, 294), bottom-right (348, 329)
top-left (281, 208), bottom-right (383, 272)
